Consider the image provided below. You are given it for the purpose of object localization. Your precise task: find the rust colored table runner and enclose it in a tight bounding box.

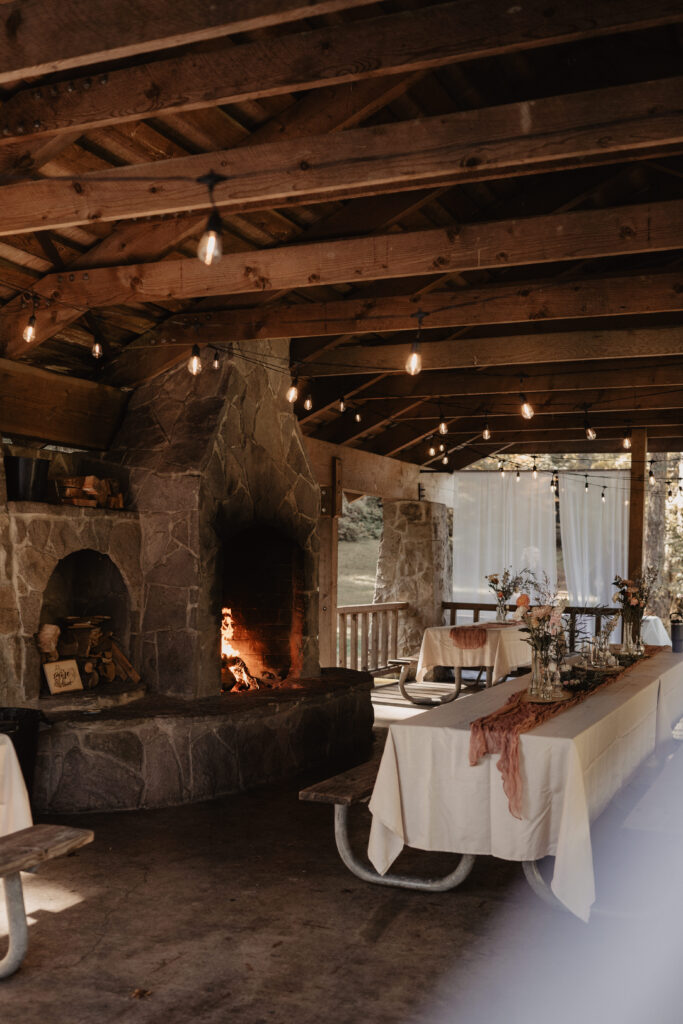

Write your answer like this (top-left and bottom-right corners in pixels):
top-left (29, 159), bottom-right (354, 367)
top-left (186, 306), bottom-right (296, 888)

top-left (450, 620), bottom-right (519, 650)
top-left (469, 647), bottom-right (661, 819)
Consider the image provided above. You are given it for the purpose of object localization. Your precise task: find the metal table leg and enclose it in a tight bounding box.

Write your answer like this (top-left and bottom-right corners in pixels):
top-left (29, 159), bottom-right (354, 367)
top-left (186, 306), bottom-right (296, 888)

top-left (334, 805), bottom-right (476, 892)
top-left (398, 663), bottom-right (460, 707)
top-left (0, 874), bottom-right (28, 979)
top-left (522, 859), bottom-right (567, 911)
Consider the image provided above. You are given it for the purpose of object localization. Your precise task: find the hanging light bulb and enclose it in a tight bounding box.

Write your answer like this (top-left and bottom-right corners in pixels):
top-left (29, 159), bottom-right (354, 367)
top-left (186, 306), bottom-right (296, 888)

top-left (516, 469), bottom-right (521, 482)
top-left (668, 483), bottom-right (673, 500)
top-left (23, 313), bottom-right (36, 343)
top-left (520, 393), bottom-right (534, 420)
top-left (405, 336), bottom-right (422, 376)
top-left (354, 411), bottom-right (362, 423)
top-left (212, 350), bottom-right (220, 371)
top-left (584, 417), bottom-right (597, 440)
top-left (441, 454), bottom-right (449, 466)
top-left (499, 460), bottom-right (505, 478)
top-left (622, 430), bottom-right (632, 450)
top-left (339, 397), bottom-right (346, 413)
top-left (438, 417), bottom-right (448, 436)
top-left (303, 395), bottom-right (313, 411)
top-left (438, 443), bottom-right (446, 453)
top-left (197, 209), bottom-right (223, 266)
top-left (649, 461), bottom-right (656, 486)
top-left (482, 421), bottom-right (491, 441)
top-left (91, 340), bottom-right (103, 359)
top-left (584, 474), bottom-right (589, 494)
top-left (550, 473), bottom-right (556, 492)
top-left (532, 460), bottom-right (538, 480)
top-left (286, 378), bottom-right (299, 404)
top-left (427, 444), bottom-right (437, 458)
top-left (187, 344), bottom-right (202, 376)
top-left (601, 487), bottom-right (606, 504)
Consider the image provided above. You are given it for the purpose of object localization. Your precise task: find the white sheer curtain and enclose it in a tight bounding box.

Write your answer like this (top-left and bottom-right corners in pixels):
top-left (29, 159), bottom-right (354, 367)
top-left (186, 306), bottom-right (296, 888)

top-left (451, 472), bottom-right (557, 603)
top-left (558, 470), bottom-right (630, 606)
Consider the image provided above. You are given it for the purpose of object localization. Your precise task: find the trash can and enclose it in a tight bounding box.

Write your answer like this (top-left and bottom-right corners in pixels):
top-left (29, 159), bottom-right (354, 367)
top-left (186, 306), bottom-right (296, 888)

top-left (3, 456), bottom-right (50, 502)
top-left (0, 708), bottom-right (44, 799)
top-left (672, 621), bottom-right (683, 654)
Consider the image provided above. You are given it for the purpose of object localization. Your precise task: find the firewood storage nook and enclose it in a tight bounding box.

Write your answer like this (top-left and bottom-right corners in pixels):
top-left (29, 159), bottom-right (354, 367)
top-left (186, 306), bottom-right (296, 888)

top-left (1, 344), bottom-right (372, 814)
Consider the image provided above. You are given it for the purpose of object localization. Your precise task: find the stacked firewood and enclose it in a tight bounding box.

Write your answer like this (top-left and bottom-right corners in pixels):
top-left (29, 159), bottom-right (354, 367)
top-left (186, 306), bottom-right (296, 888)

top-left (55, 475), bottom-right (124, 509)
top-left (36, 616), bottom-right (140, 690)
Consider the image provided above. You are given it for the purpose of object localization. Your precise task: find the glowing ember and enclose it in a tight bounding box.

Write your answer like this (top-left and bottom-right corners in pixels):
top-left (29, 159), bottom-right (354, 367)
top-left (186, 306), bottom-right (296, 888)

top-left (221, 608), bottom-right (258, 691)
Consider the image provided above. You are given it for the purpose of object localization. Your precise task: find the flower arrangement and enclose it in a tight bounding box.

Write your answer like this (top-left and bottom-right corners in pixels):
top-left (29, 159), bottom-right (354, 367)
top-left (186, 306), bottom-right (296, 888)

top-left (515, 575), bottom-right (567, 697)
top-left (612, 566), bottom-right (658, 648)
top-left (485, 568), bottom-right (532, 620)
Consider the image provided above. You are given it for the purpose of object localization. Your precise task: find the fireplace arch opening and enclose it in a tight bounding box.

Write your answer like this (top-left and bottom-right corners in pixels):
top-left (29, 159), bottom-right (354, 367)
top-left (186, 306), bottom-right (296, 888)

top-left (220, 524), bottom-right (305, 690)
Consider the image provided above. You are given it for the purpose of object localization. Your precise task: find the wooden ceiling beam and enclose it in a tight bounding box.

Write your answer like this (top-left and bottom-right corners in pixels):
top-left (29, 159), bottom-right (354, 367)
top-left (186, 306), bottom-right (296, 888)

top-left (0, 358), bottom-right (126, 448)
top-left (0, 76), bottom-right (681, 236)
top-left (416, 409), bottom-right (683, 436)
top-left (0, 0), bottom-right (373, 85)
top-left (328, 355), bottom-right (683, 402)
top-left (498, 438), bottom-right (683, 455)
top-left (3, 1), bottom-right (682, 146)
top-left (6, 198), bottom-right (681, 363)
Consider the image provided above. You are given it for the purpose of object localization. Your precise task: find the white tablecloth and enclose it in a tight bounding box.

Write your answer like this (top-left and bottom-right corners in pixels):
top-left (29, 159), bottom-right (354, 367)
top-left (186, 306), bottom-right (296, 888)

top-left (416, 624), bottom-right (530, 683)
top-left (641, 615), bottom-right (670, 646)
top-left (368, 649), bottom-right (683, 921)
top-left (0, 734), bottom-right (32, 836)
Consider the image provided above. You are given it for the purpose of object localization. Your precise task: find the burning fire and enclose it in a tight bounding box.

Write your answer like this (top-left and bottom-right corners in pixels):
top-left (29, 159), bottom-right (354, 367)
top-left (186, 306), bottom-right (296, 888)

top-left (221, 608), bottom-right (258, 691)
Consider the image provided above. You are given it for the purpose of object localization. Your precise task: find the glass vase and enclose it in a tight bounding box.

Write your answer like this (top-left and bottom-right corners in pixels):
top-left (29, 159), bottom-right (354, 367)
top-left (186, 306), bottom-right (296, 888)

top-left (496, 599), bottom-right (508, 623)
top-left (528, 648), bottom-right (544, 698)
top-left (622, 615), bottom-right (635, 654)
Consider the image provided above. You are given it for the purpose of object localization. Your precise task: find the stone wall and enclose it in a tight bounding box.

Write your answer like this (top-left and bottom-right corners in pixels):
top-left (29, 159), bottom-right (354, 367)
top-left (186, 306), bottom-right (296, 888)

top-left (374, 499), bottom-right (451, 656)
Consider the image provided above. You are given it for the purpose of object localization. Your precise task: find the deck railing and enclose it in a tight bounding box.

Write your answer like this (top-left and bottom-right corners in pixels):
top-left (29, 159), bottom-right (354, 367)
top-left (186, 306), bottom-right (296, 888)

top-left (337, 602), bottom-right (409, 672)
top-left (443, 602), bottom-right (617, 650)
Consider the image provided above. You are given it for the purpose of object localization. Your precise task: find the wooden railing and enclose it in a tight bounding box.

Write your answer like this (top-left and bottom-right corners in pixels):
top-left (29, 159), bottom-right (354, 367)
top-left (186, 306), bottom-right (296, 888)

top-left (443, 602), bottom-right (617, 650)
top-left (337, 602), bottom-right (409, 672)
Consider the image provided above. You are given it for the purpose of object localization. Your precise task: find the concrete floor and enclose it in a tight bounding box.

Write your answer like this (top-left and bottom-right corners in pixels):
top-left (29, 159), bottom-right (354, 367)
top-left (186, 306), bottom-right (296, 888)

top-left (1, 740), bottom-right (683, 1023)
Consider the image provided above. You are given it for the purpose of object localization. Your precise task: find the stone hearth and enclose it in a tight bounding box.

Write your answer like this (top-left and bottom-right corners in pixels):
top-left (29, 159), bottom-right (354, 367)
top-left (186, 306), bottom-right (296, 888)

top-left (33, 669), bottom-right (373, 813)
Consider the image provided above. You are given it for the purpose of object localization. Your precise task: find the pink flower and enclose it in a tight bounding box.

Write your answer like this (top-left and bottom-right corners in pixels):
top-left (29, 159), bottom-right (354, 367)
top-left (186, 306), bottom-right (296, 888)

top-left (630, 597), bottom-right (639, 606)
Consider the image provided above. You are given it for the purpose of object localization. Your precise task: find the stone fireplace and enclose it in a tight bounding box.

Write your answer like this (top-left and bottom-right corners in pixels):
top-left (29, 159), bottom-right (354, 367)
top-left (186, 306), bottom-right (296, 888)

top-left (0, 339), bottom-right (373, 812)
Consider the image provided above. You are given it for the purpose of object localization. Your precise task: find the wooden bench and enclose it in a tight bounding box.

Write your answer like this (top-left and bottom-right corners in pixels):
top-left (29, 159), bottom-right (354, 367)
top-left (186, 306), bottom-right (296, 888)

top-left (0, 824), bottom-right (94, 979)
top-left (300, 746), bottom-right (475, 892)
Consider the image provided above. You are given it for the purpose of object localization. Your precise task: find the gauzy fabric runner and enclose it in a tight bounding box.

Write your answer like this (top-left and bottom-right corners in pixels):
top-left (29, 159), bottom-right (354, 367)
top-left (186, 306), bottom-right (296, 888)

top-left (450, 626), bottom-right (487, 649)
top-left (469, 647), bottom-right (659, 819)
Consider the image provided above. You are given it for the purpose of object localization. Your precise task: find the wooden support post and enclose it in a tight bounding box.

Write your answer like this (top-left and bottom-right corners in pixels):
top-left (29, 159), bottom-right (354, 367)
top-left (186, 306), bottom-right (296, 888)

top-left (628, 428), bottom-right (648, 578)
top-left (318, 457), bottom-right (342, 667)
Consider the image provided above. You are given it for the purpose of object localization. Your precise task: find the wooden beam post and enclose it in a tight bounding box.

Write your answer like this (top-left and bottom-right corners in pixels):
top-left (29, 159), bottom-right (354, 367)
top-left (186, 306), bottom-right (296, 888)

top-left (318, 457), bottom-right (342, 668)
top-left (628, 428), bottom-right (648, 578)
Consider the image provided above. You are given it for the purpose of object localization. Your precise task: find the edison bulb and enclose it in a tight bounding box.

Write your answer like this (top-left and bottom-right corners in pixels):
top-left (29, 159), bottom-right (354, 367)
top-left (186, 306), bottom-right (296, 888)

top-left (91, 341), bottom-right (103, 359)
top-left (438, 419), bottom-right (448, 435)
top-left (482, 424), bottom-right (491, 441)
top-left (286, 382), bottom-right (299, 404)
top-left (197, 211), bottom-right (223, 266)
top-left (303, 396), bottom-right (313, 411)
top-left (405, 341), bottom-right (422, 376)
top-left (23, 315), bottom-right (36, 343)
top-left (187, 344), bottom-right (202, 376)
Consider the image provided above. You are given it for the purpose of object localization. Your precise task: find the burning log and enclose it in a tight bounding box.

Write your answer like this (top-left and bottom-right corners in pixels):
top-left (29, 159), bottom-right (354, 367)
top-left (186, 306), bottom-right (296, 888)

top-left (221, 655), bottom-right (259, 692)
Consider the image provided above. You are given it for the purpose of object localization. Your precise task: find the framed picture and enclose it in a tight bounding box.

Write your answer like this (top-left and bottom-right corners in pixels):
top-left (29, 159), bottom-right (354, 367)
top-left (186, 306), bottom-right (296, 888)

top-left (43, 659), bottom-right (83, 695)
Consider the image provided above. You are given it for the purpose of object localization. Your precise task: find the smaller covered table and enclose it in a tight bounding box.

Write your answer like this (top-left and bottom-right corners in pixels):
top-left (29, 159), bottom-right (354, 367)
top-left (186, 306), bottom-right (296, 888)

top-left (0, 734), bottom-right (32, 837)
top-left (416, 622), bottom-right (530, 686)
top-left (641, 615), bottom-right (670, 646)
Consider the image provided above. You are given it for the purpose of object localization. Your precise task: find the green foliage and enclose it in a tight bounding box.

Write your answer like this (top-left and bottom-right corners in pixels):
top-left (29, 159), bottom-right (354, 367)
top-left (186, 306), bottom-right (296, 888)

top-left (338, 495), bottom-right (383, 542)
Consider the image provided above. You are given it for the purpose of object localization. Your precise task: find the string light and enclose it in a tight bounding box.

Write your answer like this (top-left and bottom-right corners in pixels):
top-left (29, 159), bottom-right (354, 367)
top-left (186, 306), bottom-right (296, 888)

top-left (668, 482), bottom-right (673, 500)
top-left (405, 336), bottom-right (422, 376)
top-left (584, 474), bottom-right (589, 494)
top-left (584, 412), bottom-right (597, 440)
top-left (23, 298), bottom-right (37, 343)
top-left (196, 170), bottom-right (227, 266)
top-left (601, 487), bottom-right (606, 503)
top-left (516, 469), bottom-right (520, 482)
top-left (339, 397), bottom-right (346, 413)
top-left (441, 454), bottom-right (449, 465)
top-left (91, 340), bottom-right (103, 359)
top-left (482, 420), bottom-right (491, 441)
top-left (499, 460), bottom-right (505, 478)
top-left (438, 443), bottom-right (446, 453)
top-left (622, 430), bottom-right (632, 450)
top-left (427, 443), bottom-right (437, 458)
top-left (520, 393), bottom-right (534, 420)
top-left (285, 378), bottom-right (299, 404)
top-left (187, 344), bottom-right (202, 376)
top-left (303, 395), bottom-right (313, 411)
top-left (649, 460), bottom-right (655, 486)
top-left (438, 413), bottom-right (448, 435)
top-left (354, 411), bottom-right (362, 423)
top-left (211, 349), bottom-right (220, 371)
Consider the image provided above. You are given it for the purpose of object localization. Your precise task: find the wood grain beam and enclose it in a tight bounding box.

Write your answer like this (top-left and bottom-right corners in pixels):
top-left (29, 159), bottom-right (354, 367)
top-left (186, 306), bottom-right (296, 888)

top-left (3, 0), bottom-right (682, 144)
top-left (0, 0), bottom-right (373, 85)
top-left (6, 199), bottom-right (681, 363)
top-left (0, 76), bottom-right (681, 235)
top-left (304, 436), bottom-right (419, 502)
top-left (0, 358), bottom-right (126, 448)
top-left (326, 356), bottom-right (683, 403)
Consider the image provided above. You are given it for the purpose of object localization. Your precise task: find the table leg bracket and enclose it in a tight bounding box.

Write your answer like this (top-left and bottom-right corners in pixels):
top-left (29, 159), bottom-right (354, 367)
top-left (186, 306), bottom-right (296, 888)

top-left (0, 873), bottom-right (28, 979)
top-left (334, 805), bottom-right (476, 892)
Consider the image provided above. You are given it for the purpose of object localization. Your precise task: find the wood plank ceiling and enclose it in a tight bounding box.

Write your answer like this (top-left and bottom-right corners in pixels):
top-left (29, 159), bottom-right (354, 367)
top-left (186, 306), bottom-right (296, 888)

top-left (0, 0), bottom-right (681, 462)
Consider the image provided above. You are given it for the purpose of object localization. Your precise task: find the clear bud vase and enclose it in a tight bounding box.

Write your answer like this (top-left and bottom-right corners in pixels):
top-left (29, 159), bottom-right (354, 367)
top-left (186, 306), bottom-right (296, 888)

top-left (622, 615), bottom-right (635, 654)
top-left (496, 599), bottom-right (508, 622)
top-left (528, 649), bottom-right (543, 698)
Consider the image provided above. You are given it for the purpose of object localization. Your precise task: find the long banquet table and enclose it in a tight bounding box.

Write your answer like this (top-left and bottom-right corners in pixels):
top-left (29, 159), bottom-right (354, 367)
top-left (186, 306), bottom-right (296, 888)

top-left (368, 648), bottom-right (683, 921)
top-left (0, 734), bottom-right (32, 836)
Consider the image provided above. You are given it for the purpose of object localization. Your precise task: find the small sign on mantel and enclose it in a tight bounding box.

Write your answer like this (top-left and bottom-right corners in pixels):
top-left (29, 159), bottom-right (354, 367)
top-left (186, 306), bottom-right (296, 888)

top-left (43, 659), bottom-right (83, 695)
